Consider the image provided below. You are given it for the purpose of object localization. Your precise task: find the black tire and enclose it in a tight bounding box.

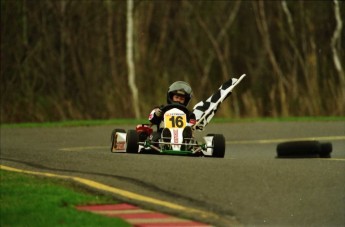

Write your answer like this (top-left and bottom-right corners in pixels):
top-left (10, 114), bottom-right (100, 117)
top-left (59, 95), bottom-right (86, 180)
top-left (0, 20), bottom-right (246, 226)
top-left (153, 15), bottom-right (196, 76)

top-left (110, 129), bottom-right (126, 152)
top-left (319, 142), bottom-right (332, 158)
top-left (126, 130), bottom-right (139, 153)
top-left (211, 134), bottom-right (226, 158)
top-left (276, 141), bottom-right (321, 158)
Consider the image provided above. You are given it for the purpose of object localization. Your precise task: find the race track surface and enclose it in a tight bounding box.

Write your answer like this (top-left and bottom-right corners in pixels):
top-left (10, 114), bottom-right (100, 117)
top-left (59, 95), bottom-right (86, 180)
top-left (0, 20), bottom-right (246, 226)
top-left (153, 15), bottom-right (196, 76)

top-left (1, 121), bottom-right (344, 226)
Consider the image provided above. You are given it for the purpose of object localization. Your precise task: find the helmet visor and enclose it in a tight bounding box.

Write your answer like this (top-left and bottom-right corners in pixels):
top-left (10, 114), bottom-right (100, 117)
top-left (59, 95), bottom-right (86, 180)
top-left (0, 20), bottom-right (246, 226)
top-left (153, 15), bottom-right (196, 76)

top-left (169, 81), bottom-right (192, 95)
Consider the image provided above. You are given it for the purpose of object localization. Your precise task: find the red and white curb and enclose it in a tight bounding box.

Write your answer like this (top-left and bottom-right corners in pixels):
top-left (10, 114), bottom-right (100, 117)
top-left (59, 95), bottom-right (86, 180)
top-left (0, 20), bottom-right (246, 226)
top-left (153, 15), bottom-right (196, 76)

top-left (76, 203), bottom-right (212, 227)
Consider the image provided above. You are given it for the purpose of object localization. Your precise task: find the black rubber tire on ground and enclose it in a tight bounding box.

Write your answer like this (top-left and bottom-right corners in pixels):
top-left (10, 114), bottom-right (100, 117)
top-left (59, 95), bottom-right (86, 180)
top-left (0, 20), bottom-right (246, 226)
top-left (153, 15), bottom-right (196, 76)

top-left (276, 140), bottom-right (322, 158)
top-left (210, 134), bottom-right (225, 158)
top-left (319, 142), bottom-right (332, 158)
top-left (126, 130), bottom-right (139, 153)
top-left (110, 129), bottom-right (126, 152)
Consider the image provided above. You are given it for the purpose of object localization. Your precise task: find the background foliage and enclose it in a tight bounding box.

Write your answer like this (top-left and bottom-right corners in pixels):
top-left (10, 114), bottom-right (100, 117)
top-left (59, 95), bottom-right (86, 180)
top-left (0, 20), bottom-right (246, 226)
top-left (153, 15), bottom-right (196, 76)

top-left (1, 0), bottom-right (344, 123)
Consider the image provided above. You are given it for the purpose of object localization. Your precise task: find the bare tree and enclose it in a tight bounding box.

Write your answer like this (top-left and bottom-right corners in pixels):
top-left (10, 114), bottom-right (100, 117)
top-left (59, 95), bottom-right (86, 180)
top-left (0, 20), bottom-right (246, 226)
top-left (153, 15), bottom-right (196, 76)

top-left (1, 0), bottom-right (344, 122)
top-left (201, 1), bottom-right (242, 91)
top-left (127, 0), bottom-right (140, 118)
top-left (253, 1), bottom-right (289, 116)
top-left (331, 0), bottom-right (345, 108)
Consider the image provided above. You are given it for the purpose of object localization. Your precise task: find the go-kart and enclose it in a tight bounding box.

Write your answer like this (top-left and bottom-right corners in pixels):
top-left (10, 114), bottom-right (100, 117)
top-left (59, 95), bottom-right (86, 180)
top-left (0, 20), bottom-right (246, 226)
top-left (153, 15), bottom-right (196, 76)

top-left (111, 103), bottom-right (226, 157)
top-left (110, 74), bottom-right (246, 158)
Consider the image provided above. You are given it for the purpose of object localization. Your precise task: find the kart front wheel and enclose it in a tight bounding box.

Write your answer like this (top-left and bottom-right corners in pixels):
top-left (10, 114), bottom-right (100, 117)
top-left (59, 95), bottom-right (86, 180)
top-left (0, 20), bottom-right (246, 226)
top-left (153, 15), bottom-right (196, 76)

top-left (110, 129), bottom-right (126, 152)
top-left (126, 130), bottom-right (139, 153)
top-left (210, 134), bottom-right (225, 158)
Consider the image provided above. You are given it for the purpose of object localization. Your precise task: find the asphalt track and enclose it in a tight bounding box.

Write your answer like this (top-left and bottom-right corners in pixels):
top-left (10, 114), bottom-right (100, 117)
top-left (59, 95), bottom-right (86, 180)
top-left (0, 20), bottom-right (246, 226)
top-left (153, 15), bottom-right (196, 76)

top-left (1, 121), bottom-right (344, 226)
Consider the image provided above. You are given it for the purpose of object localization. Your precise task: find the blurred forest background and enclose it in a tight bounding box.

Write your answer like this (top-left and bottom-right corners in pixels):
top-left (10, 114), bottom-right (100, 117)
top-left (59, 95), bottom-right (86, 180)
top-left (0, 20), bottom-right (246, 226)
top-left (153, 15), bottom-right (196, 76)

top-left (1, 0), bottom-right (344, 123)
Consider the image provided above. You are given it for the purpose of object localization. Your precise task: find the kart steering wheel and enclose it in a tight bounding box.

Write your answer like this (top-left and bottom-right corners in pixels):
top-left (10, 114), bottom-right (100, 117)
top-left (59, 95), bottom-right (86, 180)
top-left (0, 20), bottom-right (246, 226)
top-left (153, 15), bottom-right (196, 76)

top-left (160, 103), bottom-right (190, 115)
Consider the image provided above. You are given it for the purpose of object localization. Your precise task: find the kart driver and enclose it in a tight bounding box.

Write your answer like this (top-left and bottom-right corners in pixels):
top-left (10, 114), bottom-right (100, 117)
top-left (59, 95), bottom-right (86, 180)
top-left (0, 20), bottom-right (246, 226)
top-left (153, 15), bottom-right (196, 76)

top-left (148, 81), bottom-right (196, 144)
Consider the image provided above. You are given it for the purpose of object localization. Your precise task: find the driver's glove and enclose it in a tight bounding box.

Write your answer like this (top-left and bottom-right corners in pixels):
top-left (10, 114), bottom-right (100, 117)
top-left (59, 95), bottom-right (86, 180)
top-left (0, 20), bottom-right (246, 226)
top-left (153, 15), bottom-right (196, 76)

top-left (189, 119), bottom-right (196, 125)
top-left (154, 108), bottom-right (163, 117)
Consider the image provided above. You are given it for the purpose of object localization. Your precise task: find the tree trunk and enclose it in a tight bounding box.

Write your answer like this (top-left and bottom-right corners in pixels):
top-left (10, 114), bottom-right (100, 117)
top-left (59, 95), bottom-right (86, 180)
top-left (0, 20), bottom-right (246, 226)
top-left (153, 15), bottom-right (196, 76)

top-left (331, 0), bottom-right (345, 114)
top-left (127, 0), bottom-right (140, 118)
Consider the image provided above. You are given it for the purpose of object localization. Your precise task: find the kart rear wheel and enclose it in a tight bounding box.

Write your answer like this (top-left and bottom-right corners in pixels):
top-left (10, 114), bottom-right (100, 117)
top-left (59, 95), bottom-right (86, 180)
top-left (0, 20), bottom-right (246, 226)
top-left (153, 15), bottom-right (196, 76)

top-left (110, 129), bottom-right (126, 152)
top-left (126, 130), bottom-right (139, 153)
top-left (210, 134), bottom-right (225, 158)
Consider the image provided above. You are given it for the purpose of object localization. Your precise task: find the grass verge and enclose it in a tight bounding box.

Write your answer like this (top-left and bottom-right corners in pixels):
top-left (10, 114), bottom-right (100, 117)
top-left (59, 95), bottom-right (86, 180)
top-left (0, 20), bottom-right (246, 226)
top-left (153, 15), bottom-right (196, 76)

top-left (0, 169), bottom-right (131, 227)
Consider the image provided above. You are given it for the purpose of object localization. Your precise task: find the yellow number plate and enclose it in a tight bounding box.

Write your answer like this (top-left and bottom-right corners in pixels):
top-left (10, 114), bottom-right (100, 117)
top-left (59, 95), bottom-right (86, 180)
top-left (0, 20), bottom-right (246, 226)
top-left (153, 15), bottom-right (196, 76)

top-left (164, 114), bottom-right (187, 129)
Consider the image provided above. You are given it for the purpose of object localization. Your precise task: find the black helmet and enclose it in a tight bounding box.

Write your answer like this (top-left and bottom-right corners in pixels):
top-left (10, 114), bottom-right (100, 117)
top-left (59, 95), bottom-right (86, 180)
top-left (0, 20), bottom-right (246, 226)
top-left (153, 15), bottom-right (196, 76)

top-left (167, 81), bottom-right (193, 106)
